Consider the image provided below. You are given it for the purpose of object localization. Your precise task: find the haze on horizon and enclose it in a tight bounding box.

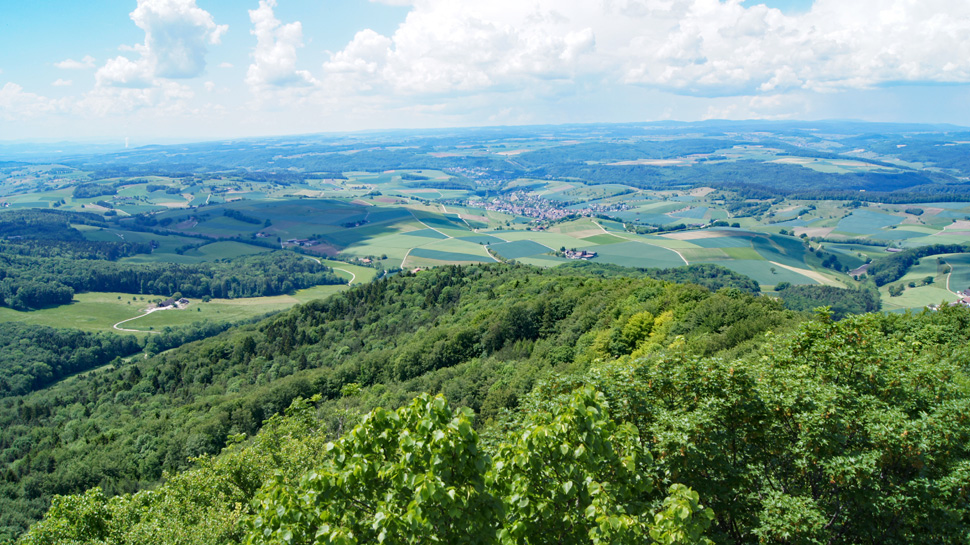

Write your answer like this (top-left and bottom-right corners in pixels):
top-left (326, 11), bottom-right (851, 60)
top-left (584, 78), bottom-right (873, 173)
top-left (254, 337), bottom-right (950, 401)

top-left (1, 0), bottom-right (969, 144)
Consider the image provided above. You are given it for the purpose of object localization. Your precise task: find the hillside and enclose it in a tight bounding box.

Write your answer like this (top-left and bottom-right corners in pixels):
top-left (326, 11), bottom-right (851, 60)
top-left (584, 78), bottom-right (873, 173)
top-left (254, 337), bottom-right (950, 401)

top-left (14, 276), bottom-right (970, 544)
top-left (0, 263), bottom-right (789, 541)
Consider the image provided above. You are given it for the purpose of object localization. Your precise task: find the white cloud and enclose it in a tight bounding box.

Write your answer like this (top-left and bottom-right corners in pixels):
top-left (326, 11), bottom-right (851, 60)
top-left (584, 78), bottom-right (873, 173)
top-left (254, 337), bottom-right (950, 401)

top-left (96, 0), bottom-right (226, 89)
top-left (321, 2), bottom-right (596, 96)
top-left (78, 80), bottom-right (195, 117)
top-left (318, 0), bottom-right (970, 101)
top-left (96, 55), bottom-right (154, 89)
top-left (218, 62), bottom-right (234, 69)
top-left (55, 55), bottom-right (96, 70)
top-left (246, 0), bottom-right (317, 95)
top-left (130, 0), bottom-right (227, 79)
top-left (52, 79), bottom-right (73, 87)
top-left (0, 83), bottom-right (66, 120)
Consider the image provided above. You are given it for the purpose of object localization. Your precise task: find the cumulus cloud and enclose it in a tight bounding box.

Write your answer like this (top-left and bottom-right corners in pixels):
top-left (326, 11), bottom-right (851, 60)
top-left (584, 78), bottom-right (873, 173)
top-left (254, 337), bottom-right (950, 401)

top-left (55, 55), bottom-right (96, 70)
top-left (79, 80), bottom-right (195, 117)
top-left (131, 0), bottom-right (227, 79)
top-left (319, 0), bottom-right (970, 100)
top-left (52, 79), bottom-right (73, 87)
top-left (617, 0), bottom-right (970, 95)
top-left (96, 0), bottom-right (225, 89)
top-left (246, 0), bottom-right (317, 94)
top-left (321, 2), bottom-right (595, 96)
top-left (0, 83), bottom-right (66, 120)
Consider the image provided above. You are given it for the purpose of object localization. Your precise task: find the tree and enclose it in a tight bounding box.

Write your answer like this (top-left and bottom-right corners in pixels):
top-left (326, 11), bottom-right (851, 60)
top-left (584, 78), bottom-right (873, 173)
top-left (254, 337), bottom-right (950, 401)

top-left (247, 390), bottom-right (713, 545)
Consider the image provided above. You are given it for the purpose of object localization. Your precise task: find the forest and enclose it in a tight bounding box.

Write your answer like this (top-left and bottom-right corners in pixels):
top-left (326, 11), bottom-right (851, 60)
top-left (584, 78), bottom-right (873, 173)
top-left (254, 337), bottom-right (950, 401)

top-left (1, 262), bottom-right (968, 543)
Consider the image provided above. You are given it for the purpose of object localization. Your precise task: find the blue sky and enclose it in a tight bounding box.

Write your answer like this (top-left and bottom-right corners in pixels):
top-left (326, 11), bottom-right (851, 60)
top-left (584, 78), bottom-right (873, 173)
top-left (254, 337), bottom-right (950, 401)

top-left (1, 0), bottom-right (968, 143)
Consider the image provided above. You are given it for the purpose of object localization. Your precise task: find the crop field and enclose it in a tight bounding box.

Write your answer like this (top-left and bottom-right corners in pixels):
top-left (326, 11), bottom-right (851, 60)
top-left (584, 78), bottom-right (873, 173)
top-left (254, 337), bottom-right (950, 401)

top-left (718, 260), bottom-right (818, 287)
top-left (585, 241), bottom-right (685, 269)
top-left (490, 240), bottom-right (553, 260)
top-left (942, 253), bottom-right (970, 293)
top-left (751, 234), bottom-right (811, 268)
top-left (581, 234), bottom-right (626, 245)
top-left (406, 248), bottom-right (493, 265)
top-left (183, 241), bottom-right (270, 260)
top-left (834, 209), bottom-right (903, 236)
top-left (458, 234), bottom-right (505, 245)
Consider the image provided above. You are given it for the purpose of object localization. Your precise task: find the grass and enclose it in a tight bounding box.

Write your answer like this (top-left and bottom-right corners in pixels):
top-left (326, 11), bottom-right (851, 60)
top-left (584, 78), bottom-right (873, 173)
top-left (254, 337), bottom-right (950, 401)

top-left (835, 209), bottom-right (903, 236)
top-left (490, 240), bottom-right (553, 260)
top-left (184, 241), bottom-right (271, 260)
top-left (718, 261), bottom-right (819, 287)
top-left (0, 283), bottom-right (356, 336)
top-left (585, 241), bottom-right (685, 269)
top-left (941, 253), bottom-right (970, 293)
top-left (581, 234), bottom-right (626, 245)
top-left (408, 248), bottom-right (493, 263)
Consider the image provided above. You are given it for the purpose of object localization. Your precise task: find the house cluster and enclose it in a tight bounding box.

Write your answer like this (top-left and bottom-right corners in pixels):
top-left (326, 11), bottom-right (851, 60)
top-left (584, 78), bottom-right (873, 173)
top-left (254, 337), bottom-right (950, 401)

top-left (157, 298), bottom-right (190, 309)
top-left (285, 238), bottom-right (318, 247)
top-left (952, 289), bottom-right (970, 307)
top-left (927, 289), bottom-right (970, 311)
top-left (564, 249), bottom-right (597, 260)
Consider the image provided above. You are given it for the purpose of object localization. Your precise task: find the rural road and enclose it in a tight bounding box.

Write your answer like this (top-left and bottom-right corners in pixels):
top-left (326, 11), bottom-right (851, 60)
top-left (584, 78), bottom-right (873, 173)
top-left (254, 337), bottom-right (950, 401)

top-left (305, 255), bottom-right (356, 285)
top-left (113, 307), bottom-right (170, 333)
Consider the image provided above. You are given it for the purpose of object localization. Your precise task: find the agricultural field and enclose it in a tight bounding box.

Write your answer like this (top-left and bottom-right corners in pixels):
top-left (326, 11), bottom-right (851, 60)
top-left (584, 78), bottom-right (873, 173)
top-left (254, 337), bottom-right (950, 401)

top-left (4, 121), bottom-right (970, 315)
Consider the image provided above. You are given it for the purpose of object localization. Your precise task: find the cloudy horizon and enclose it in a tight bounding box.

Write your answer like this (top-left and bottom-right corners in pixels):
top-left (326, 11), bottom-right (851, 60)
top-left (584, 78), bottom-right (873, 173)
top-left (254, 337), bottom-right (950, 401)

top-left (2, 0), bottom-right (969, 143)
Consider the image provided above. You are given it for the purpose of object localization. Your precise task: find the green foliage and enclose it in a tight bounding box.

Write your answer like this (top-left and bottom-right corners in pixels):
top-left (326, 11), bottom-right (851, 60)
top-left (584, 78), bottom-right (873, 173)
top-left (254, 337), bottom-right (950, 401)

top-left (867, 243), bottom-right (970, 286)
top-left (19, 396), bottom-right (332, 545)
top-left (775, 285), bottom-right (881, 320)
top-left (580, 307), bottom-right (970, 544)
top-left (249, 394), bottom-right (498, 544)
top-left (0, 264), bottom-right (785, 540)
top-left (0, 251), bottom-right (342, 306)
top-left (247, 389), bottom-right (712, 545)
top-left (0, 323), bottom-right (140, 397)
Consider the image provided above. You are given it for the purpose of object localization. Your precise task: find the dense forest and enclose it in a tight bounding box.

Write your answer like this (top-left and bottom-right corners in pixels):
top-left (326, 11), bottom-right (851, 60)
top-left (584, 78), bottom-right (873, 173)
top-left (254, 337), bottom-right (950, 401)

top-left (0, 252), bottom-right (343, 310)
top-left (773, 284), bottom-right (881, 320)
top-left (10, 268), bottom-right (970, 544)
top-left (0, 263), bottom-right (793, 541)
top-left (0, 324), bottom-right (140, 398)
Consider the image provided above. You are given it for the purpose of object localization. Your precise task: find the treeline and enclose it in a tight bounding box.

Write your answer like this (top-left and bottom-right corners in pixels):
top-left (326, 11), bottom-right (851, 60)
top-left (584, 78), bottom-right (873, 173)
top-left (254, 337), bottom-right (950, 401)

top-left (0, 324), bottom-right (141, 398)
top-left (554, 262), bottom-right (762, 294)
top-left (866, 243), bottom-right (970, 286)
top-left (774, 283), bottom-right (881, 320)
top-left (0, 252), bottom-right (342, 309)
top-left (0, 263), bottom-right (798, 540)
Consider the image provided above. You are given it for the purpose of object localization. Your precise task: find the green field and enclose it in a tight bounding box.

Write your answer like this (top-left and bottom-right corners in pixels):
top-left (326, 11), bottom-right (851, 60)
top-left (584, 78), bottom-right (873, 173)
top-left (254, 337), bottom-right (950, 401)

top-left (490, 240), bottom-right (553, 259)
top-left (0, 283), bottom-right (356, 335)
top-left (585, 241), bottom-right (685, 269)
top-left (718, 261), bottom-right (818, 287)
top-left (407, 247), bottom-right (493, 263)
top-left (835, 209), bottom-right (903, 235)
top-left (942, 253), bottom-right (970, 293)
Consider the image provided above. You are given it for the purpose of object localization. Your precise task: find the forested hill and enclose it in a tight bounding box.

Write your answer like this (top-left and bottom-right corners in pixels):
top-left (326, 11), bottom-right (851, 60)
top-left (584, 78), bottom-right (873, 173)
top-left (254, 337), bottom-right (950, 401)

top-left (0, 251), bottom-right (343, 310)
top-left (6, 263), bottom-right (970, 544)
top-left (0, 263), bottom-right (790, 541)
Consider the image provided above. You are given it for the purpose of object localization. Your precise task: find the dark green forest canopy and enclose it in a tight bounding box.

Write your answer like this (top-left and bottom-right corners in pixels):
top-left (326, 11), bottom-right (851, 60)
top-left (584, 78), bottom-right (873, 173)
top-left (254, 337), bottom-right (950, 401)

top-left (0, 251), bottom-right (343, 310)
top-left (16, 304), bottom-right (970, 545)
top-left (0, 263), bottom-right (794, 541)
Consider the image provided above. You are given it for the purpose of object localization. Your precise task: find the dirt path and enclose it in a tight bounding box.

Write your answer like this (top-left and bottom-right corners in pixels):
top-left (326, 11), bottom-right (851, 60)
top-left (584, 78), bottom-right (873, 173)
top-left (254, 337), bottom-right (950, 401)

top-left (409, 210), bottom-right (451, 238)
top-left (304, 256), bottom-right (356, 285)
top-left (768, 261), bottom-right (842, 286)
top-left (113, 307), bottom-right (174, 333)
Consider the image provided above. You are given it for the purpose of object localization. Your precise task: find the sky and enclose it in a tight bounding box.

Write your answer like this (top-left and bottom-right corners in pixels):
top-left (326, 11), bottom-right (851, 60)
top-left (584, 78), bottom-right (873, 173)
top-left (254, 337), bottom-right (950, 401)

top-left (1, 0), bottom-right (968, 144)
